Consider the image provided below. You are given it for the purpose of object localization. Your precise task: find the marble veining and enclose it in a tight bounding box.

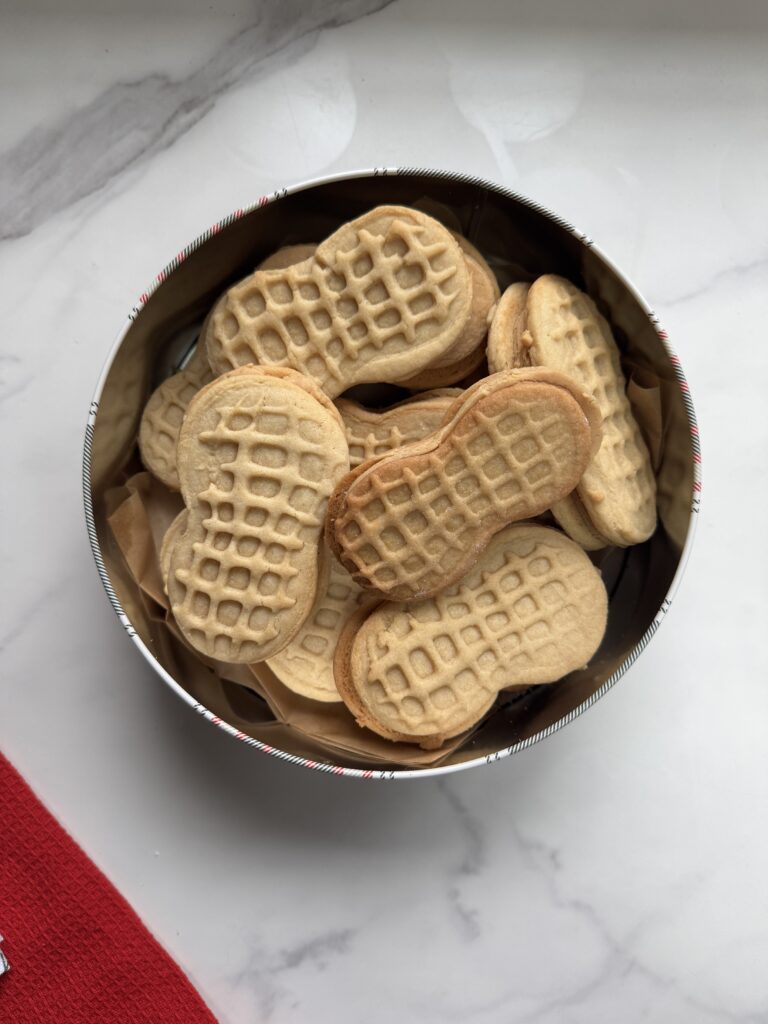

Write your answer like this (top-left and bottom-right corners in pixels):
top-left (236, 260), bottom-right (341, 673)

top-left (0, 0), bottom-right (394, 240)
top-left (1, 1), bottom-right (768, 1021)
top-left (438, 781), bottom-right (486, 942)
top-left (230, 929), bottom-right (358, 1019)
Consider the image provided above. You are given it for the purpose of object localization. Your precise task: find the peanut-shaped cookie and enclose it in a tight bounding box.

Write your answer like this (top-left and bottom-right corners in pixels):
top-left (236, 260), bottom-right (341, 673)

top-left (204, 206), bottom-right (472, 397)
top-left (327, 368), bottom-right (601, 601)
top-left (334, 523), bottom-right (608, 748)
top-left (167, 366), bottom-right (349, 663)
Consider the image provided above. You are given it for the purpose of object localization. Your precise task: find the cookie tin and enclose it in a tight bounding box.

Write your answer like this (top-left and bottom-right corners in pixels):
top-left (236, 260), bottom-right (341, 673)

top-left (83, 169), bottom-right (700, 779)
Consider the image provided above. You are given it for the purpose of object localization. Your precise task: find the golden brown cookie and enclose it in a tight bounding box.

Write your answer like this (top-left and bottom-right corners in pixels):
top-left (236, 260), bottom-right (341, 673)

top-left (450, 232), bottom-right (501, 303)
top-left (487, 282), bottom-right (531, 372)
top-left (160, 510), bottom-right (188, 591)
top-left (333, 523), bottom-right (608, 748)
top-left (337, 389), bottom-right (462, 469)
top-left (398, 338), bottom-right (487, 390)
top-left (138, 344), bottom-right (213, 490)
top-left (430, 254), bottom-right (496, 367)
top-left (543, 494), bottom-right (606, 551)
top-left (326, 368), bottom-right (601, 601)
top-left (204, 206), bottom-right (472, 397)
top-left (266, 553), bottom-right (371, 702)
top-left (167, 366), bottom-right (349, 663)
top-left (525, 275), bottom-right (657, 547)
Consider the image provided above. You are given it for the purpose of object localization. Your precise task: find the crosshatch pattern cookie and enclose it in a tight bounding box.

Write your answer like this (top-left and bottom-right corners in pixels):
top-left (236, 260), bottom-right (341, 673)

top-left (167, 366), bottom-right (349, 663)
top-left (138, 349), bottom-right (213, 490)
top-left (333, 523), bottom-right (608, 748)
top-left (204, 206), bottom-right (472, 397)
top-left (327, 368), bottom-right (601, 601)
top-left (337, 389), bottom-right (461, 469)
top-left (523, 275), bottom-right (656, 547)
top-left (266, 554), bottom-right (371, 702)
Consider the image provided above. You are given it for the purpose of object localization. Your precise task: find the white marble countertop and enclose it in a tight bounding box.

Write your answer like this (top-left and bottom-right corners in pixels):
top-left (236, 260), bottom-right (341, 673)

top-left (2, 1), bottom-right (767, 1020)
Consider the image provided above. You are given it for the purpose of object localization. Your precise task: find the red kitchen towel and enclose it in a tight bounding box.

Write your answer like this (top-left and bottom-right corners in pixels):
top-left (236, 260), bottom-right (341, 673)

top-left (0, 752), bottom-right (217, 1023)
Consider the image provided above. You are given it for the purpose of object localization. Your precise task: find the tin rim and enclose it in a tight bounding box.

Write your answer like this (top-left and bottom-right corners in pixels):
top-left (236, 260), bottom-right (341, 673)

top-left (82, 167), bottom-right (701, 780)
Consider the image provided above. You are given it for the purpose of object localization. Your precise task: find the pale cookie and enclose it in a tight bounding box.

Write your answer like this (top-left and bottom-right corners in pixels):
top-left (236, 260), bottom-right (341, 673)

top-left (525, 275), bottom-right (657, 547)
top-left (327, 368), bottom-right (601, 601)
top-left (167, 366), bottom-right (349, 663)
top-left (266, 553), bottom-right (371, 702)
top-left (545, 494), bottom-right (606, 551)
top-left (430, 254), bottom-right (496, 367)
top-left (204, 206), bottom-right (472, 397)
top-left (399, 337), bottom-right (487, 389)
top-left (160, 510), bottom-right (188, 592)
top-left (337, 389), bottom-right (462, 469)
top-left (257, 244), bottom-right (316, 271)
top-left (487, 282), bottom-right (531, 372)
top-left (333, 523), bottom-right (608, 748)
top-left (450, 232), bottom-right (501, 303)
top-left (139, 353), bottom-right (214, 490)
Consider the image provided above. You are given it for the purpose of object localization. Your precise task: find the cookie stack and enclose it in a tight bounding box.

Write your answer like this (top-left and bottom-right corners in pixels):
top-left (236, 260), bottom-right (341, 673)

top-left (138, 205), bottom-right (656, 750)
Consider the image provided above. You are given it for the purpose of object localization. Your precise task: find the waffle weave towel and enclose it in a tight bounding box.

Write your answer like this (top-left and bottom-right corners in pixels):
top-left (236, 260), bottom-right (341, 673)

top-left (0, 752), bottom-right (217, 1023)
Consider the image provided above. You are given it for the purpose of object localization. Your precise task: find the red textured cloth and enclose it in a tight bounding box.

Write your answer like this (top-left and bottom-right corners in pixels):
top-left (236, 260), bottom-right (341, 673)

top-left (0, 752), bottom-right (217, 1023)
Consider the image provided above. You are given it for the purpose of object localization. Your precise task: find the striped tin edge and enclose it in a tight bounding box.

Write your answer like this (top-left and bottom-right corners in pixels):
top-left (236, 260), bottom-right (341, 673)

top-left (82, 167), bottom-right (701, 781)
